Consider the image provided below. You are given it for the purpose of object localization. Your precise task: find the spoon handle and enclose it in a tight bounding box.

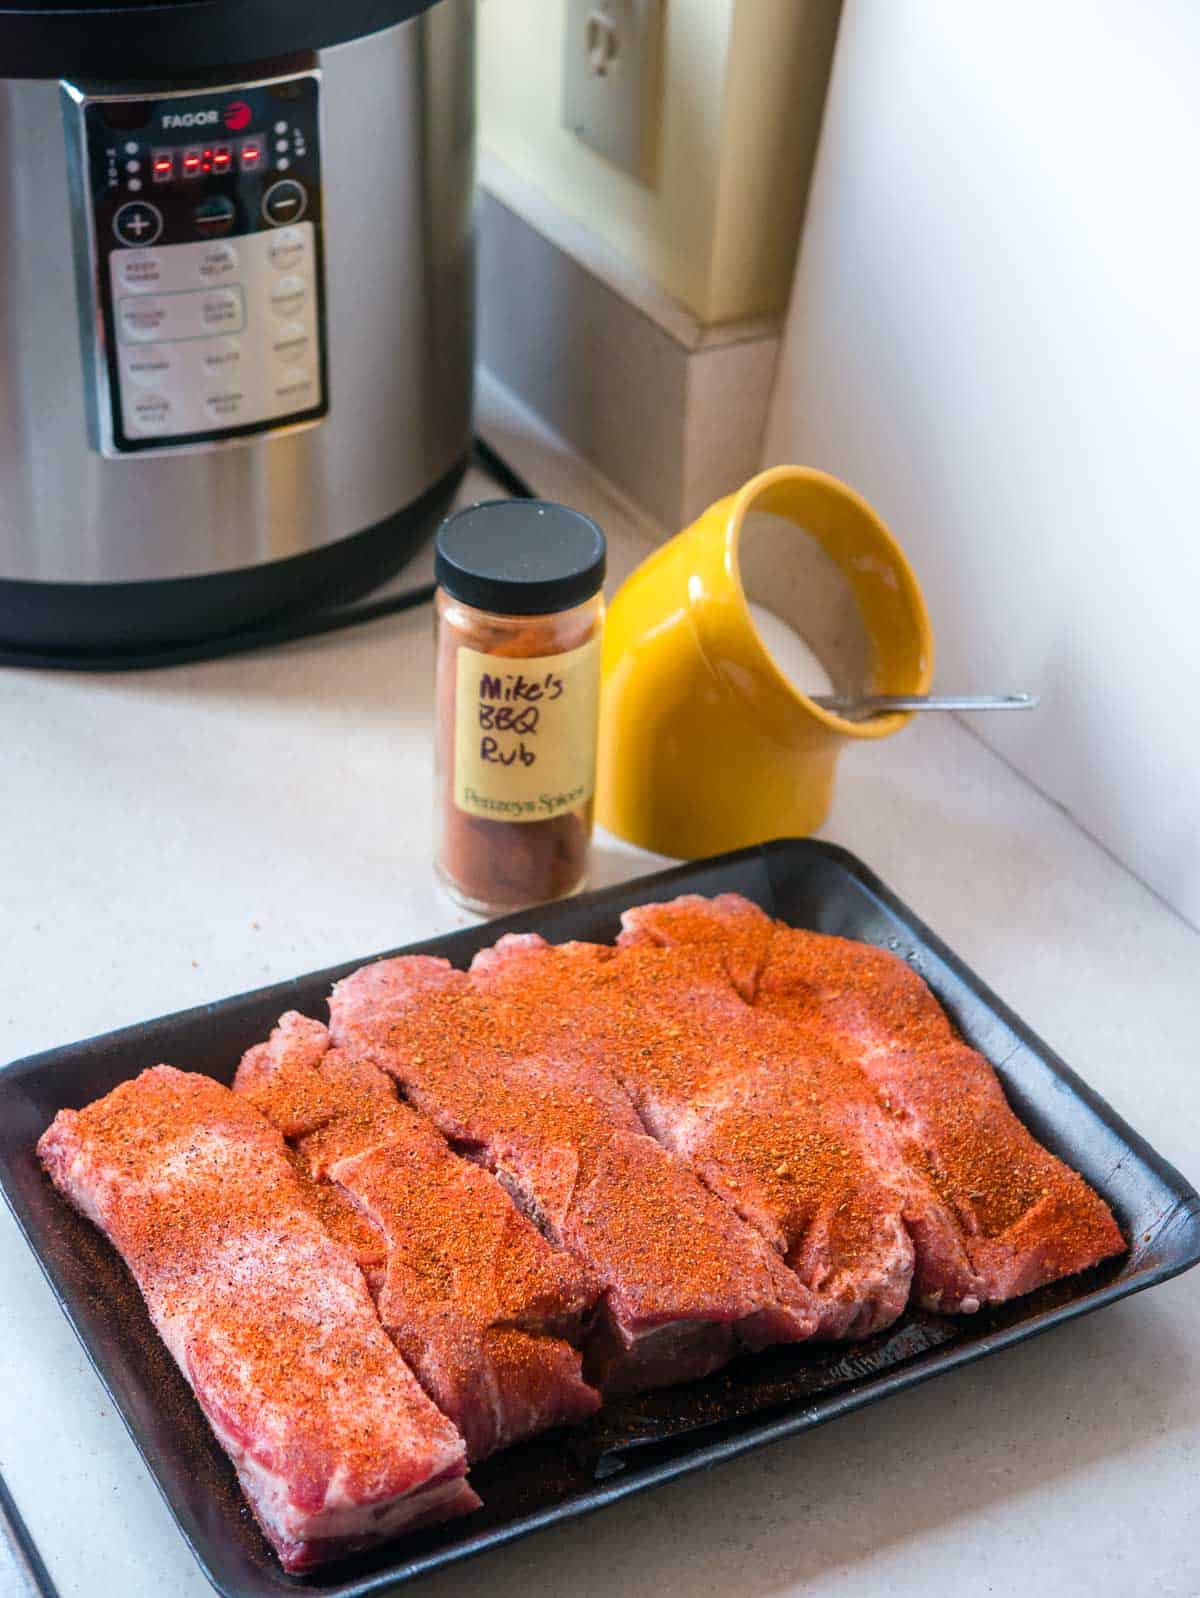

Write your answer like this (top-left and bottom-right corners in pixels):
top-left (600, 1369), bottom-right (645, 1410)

top-left (812, 692), bottom-right (1038, 716)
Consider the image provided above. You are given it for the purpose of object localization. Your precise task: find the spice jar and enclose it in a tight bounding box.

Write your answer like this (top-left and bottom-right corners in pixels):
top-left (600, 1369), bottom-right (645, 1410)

top-left (433, 500), bottom-right (607, 915)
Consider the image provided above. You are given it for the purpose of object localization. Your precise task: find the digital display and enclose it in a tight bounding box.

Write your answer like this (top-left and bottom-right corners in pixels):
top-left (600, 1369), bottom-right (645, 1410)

top-left (149, 140), bottom-right (255, 184)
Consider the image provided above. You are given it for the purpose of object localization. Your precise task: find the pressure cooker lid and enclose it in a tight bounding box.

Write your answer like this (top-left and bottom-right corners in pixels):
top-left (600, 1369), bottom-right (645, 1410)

top-left (0, 0), bottom-right (445, 80)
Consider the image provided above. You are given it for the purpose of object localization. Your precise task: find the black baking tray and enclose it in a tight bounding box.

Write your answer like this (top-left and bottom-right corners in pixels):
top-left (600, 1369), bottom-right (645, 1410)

top-left (2, 839), bottom-right (1198, 1597)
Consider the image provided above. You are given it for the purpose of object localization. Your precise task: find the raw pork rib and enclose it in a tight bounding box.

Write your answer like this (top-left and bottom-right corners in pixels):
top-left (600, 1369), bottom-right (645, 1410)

top-left (328, 957), bottom-right (819, 1393)
top-left (619, 894), bottom-right (1125, 1305)
top-left (471, 932), bottom-right (997, 1323)
top-left (38, 1067), bottom-right (478, 1572)
top-left (469, 933), bottom-right (921, 1337)
top-left (235, 1012), bottom-right (602, 1459)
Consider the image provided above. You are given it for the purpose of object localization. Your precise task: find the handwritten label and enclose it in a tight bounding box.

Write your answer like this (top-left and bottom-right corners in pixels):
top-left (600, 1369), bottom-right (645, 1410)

top-left (453, 637), bottom-right (601, 822)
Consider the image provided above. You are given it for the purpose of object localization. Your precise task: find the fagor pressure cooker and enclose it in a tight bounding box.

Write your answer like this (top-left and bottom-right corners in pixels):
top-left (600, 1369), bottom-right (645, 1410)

top-left (0, 0), bottom-right (475, 654)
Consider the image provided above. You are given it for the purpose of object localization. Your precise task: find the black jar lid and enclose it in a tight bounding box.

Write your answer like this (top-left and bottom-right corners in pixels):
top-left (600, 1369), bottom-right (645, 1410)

top-left (435, 500), bottom-right (606, 617)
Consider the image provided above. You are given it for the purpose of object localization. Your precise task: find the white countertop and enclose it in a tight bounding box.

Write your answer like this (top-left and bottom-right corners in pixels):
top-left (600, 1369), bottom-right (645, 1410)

top-left (2, 376), bottom-right (1198, 1598)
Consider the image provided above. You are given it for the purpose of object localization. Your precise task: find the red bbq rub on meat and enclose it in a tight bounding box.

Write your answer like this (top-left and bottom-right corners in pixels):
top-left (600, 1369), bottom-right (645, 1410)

top-left (37, 1067), bottom-right (478, 1573)
top-left (328, 956), bottom-right (819, 1393)
top-left (516, 926), bottom-right (989, 1320)
top-left (235, 1012), bottom-right (601, 1459)
top-left (469, 932), bottom-right (921, 1338)
top-left (618, 894), bottom-right (1126, 1305)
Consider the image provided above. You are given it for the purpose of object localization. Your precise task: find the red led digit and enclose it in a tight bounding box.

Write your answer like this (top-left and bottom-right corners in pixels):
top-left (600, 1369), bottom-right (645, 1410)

top-left (182, 148), bottom-right (203, 177)
top-left (239, 141), bottom-right (262, 170)
top-left (212, 147), bottom-right (232, 172)
top-left (151, 152), bottom-right (174, 182)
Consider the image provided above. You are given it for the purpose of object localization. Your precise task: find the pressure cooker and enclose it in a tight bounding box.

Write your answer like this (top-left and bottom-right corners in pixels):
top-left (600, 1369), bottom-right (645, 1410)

top-left (0, 0), bottom-right (475, 654)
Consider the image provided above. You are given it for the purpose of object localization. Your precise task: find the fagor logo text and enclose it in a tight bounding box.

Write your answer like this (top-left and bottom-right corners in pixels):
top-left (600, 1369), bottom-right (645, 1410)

top-left (161, 109), bottom-right (220, 129)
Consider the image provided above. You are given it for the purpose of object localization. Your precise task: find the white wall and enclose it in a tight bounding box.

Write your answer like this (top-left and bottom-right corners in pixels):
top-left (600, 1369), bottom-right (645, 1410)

top-left (766, 0), bottom-right (1200, 927)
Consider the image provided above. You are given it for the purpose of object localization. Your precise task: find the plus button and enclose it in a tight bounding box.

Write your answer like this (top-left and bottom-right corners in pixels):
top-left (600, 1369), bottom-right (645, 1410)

top-left (113, 201), bottom-right (164, 248)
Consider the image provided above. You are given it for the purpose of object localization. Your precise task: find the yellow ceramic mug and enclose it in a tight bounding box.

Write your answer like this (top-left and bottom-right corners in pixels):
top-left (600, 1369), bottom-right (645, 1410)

top-left (595, 466), bottom-right (934, 857)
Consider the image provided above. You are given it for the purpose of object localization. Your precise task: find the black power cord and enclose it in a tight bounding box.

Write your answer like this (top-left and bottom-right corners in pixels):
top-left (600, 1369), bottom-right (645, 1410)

top-left (0, 1471), bottom-right (59, 1598)
top-left (0, 438), bottom-right (536, 674)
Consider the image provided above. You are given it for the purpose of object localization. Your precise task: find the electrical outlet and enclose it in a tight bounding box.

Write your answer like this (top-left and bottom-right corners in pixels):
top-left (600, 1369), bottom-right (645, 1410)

top-left (562, 0), bottom-right (663, 184)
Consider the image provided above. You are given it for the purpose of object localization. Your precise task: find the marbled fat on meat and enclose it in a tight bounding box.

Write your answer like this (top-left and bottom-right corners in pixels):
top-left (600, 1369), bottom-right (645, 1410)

top-left (235, 1012), bottom-right (602, 1459)
top-left (37, 1067), bottom-right (478, 1573)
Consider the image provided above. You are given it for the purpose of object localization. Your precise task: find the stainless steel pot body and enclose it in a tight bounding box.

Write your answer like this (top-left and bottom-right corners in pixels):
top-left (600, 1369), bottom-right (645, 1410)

top-left (0, 0), bottom-right (475, 588)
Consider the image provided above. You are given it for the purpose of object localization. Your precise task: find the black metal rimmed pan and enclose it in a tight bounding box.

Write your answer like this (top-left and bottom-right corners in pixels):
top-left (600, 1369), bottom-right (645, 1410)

top-left (2, 839), bottom-right (1197, 1597)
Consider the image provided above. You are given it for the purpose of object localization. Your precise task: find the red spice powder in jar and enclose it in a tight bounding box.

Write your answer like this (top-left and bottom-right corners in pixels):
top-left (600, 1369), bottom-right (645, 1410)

top-left (433, 500), bottom-right (607, 914)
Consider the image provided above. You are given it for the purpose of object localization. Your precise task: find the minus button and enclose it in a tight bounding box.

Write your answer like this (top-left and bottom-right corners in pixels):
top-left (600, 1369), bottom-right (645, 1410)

top-left (262, 179), bottom-right (307, 226)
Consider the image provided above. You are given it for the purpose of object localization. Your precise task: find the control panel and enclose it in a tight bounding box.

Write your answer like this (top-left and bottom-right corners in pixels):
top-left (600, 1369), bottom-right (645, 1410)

top-left (63, 70), bottom-right (328, 455)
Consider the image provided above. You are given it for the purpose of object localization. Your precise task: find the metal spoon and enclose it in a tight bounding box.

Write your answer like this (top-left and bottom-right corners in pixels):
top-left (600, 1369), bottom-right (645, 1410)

top-left (811, 692), bottom-right (1037, 719)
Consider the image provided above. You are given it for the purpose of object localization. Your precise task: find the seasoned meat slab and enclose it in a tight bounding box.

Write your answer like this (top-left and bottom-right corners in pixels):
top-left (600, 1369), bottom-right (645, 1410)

top-left (37, 1067), bottom-right (478, 1572)
top-left (37, 894), bottom-right (1125, 1576)
top-left (469, 933), bottom-right (921, 1338)
top-left (618, 894), bottom-right (1125, 1305)
top-left (480, 931), bottom-right (988, 1322)
top-left (329, 957), bottom-right (819, 1393)
top-left (235, 1011), bottom-right (602, 1459)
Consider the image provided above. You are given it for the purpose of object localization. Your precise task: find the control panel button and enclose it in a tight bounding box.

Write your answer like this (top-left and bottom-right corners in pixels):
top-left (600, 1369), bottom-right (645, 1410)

top-left (262, 179), bottom-right (307, 226)
top-left (269, 275), bottom-right (307, 318)
top-left (204, 390), bottom-right (245, 424)
top-left (267, 228), bottom-right (307, 272)
top-left (114, 250), bottom-right (163, 292)
top-left (197, 241), bottom-right (238, 280)
top-left (200, 337), bottom-right (242, 377)
top-left (273, 370), bottom-right (315, 408)
top-left (128, 392), bottom-right (173, 432)
top-left (113, 201), bottom-right (163, 247)
top-left (271, 322), bottom-right (310, 365)
top-left (200, 288), bottom-right (244, 332)
top-left (121, 344), bottom-right (175, 389)
top-left (193, 196), bottom-right (237, 237)
top-left (118, 296), bottom-right (169, 341)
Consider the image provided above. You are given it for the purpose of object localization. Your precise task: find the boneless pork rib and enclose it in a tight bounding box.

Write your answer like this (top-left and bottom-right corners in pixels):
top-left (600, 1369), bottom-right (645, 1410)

top-left (328, 956), bottom-right (819, 1393)
top-left (618, 894), bottom-right (1125, 1304)
top-left (234, 1011), bottom-right (602, 1459)
top-left (37, 1068), bottom-right (479, 1573)
top-left (468, 933), bottom-right (921, 1338)
top-left (469, 932), bottom-right (1001, 1329)
top-left (37, 894), bottom-right (1126, 1577)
